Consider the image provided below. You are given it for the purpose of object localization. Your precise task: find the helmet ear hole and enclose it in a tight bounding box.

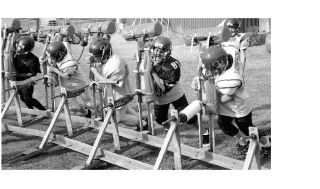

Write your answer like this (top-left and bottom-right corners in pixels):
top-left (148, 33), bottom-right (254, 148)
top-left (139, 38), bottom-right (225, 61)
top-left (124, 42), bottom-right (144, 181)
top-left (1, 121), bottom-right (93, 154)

top-left (227, 54), bottom-right (233, 64)
top-left (55, 51), bottom-right (61, 61)
top-left (109, 45), bottom-right (112, 56)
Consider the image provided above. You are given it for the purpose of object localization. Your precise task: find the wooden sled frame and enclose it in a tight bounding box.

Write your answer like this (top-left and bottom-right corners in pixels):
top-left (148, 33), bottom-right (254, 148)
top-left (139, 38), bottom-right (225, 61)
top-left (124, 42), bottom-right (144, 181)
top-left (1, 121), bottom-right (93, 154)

top-left (2, 25), bottom-right (268, 171)
top-left (1, 81), bottom-right (25, 127)
top-left (194, 36), bottom-right (217, 150)
top-left (242, 127), bottom-right (262, 170)
top-left (2, 81), bottom-right (121, 166)
top-left (1, 27), bottom-right (50, 133)
top-left (133, 37), bottom-right (155, 134)
top-left (154, 110), bottom-right (265, 170)
top-left (3, 104), bottom-right (269, 169)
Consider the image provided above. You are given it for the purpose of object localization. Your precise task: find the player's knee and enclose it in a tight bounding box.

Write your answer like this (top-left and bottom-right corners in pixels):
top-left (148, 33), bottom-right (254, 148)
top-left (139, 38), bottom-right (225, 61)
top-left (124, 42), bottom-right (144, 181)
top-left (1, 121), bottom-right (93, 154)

top-left (217, 118), bottom-right (239, 136)
top-left (155, 115), bottom-right (167, 126)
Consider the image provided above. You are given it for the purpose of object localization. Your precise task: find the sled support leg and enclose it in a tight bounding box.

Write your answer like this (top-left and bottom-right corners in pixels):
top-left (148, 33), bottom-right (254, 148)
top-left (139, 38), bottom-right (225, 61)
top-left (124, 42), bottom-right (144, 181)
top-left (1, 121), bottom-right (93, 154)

top-left (39, 96), bottom-right (66, 149)
top-left (154, 110), bottom-right (182, 170)
top-left (243, 127), bottom-right (261, 170)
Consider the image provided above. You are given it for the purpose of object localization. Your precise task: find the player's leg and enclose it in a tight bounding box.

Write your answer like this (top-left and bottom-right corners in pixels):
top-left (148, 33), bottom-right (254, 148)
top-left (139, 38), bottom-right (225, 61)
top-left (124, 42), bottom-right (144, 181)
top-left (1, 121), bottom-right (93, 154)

top-left (116, 105), bottom-right (142, 127)
top-left (154, 103), bottom-right (170, 127)
top-left (125, 106), bottom-right (147, 130)
top-left (28, 85), bottom-right (46, 110)
top-left (17, 88), bottom-right (26, 104)
top-left (18, 85), bottom-right (35, 109)
top-left (234, 112), bottom-right (253, 137)
top-left (171, 94), bottom-right (197, 125)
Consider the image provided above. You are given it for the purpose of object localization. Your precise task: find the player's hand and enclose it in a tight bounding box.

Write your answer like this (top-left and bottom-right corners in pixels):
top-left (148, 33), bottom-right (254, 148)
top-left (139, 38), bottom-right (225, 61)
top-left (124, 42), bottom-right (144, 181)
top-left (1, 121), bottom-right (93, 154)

top-left (154, 78), bottom-right (165, 91)
top-left (152, 73), bottom-right (165, 91)
top-left (191, 76), bottom-right (200, 91)
top-left (90, 67), bottom-right (98, 73)
top-left (4, 71), bottom-right (10, 78)
top-left (205, 102), bottom-right (216, 114)
top-left (39, 57), bottom-right (46, 64)
top-left (47, 66), bottom-right (56, 73)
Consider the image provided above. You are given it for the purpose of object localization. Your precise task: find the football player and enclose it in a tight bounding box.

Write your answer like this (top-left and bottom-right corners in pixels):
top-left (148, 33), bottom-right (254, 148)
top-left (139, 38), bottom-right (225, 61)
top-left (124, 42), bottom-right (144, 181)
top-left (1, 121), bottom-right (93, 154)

top-left (13, 36), bottom-right (46, 111)
top-left (89, 38), bottom-right (148, 130)
top-left (45, 41), bottom-right (93, 117)
top-left (149, 36), bottom-right (197, 127)
top-left (199, 45), bottom-right (271, 157)
top-left (222, 18), bottom-right (250, 75)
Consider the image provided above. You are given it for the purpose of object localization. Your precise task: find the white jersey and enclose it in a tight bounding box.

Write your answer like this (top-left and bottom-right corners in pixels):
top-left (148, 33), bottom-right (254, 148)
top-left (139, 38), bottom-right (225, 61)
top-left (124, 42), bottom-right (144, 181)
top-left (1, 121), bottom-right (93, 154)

top-left (56, 51), bottom-right (89, 90)
top-left (55, 45), bottom-right (93, 110)
top-left (215, 64), bottom-right (252, 118)
top-left (221, 33), bottom-right (249, 77)
top-left (100, 55), bottom-right (132, 100)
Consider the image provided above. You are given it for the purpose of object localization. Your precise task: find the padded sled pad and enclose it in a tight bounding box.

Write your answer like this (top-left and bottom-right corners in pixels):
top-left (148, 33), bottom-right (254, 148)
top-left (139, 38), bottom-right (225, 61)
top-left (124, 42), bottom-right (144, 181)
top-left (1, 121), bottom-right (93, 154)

top-left (81, 21), bottom-right (116, 35)
top-left (122, 22), bottom-right (162, 41)
top-left (3, 18), bottom-right (21, 32)
top-left (183, 26), bottom-right (231, 46)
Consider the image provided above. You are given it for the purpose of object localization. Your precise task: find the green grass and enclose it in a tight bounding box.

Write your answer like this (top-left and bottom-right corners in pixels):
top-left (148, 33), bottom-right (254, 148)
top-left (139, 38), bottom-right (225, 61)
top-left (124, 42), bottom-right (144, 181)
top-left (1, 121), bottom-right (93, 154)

top-left (1, 33), bottom-right (271, 170)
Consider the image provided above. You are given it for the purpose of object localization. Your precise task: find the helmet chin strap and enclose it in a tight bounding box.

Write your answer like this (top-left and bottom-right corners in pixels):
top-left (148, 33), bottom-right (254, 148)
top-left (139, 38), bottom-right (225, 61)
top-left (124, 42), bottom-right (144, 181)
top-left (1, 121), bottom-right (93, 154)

top-left (223, 58), bottom-right (228, 72)
top-left (101, 48), bottom-right (110, 64)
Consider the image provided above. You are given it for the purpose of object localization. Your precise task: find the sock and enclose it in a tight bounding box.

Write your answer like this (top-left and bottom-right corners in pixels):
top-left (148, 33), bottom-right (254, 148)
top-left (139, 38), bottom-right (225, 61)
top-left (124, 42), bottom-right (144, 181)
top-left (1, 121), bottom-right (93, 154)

top-left (238, 139), bottom-right (247, 146)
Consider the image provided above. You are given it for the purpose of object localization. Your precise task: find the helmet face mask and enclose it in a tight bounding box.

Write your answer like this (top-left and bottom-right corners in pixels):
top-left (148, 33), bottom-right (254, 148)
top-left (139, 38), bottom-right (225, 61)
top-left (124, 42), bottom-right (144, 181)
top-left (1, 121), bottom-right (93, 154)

top-left (201, 46), bottom-right (228, 76)
top-left (149, 36), bottom-right (172, 64)
top-left (224, 18), bottom-right (241, 37)
top-left (46, 41), bottom-right (67, 63)
top-left (208, 59), bottom-right (227, 76)
top-left (89, 38), bottom-right (112, 63)
top-left (16, 36), bottom-right (35, 55)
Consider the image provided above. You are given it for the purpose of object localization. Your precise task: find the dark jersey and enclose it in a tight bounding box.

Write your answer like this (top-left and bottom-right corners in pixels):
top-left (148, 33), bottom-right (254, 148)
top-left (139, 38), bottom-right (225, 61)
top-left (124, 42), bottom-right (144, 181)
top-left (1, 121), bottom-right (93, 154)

top-left (151, 56), bottom-right (181, 95)
top-left (13, 52), bottom-right (41, 81)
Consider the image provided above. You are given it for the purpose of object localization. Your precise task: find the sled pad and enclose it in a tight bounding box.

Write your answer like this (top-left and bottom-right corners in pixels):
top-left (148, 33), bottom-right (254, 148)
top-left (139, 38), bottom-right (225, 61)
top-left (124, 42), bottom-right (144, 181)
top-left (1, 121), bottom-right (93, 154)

top-left (122, 22), bottom-right (162, 41)
top-left (183, 26), bottom-right (231, 46)
top-left (81, 21), bottom-right (116, 35)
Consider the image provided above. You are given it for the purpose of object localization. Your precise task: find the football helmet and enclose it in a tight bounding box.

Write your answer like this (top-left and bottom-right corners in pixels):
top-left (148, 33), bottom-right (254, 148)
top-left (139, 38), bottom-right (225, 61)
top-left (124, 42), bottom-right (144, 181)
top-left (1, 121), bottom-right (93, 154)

top-left (149, 36), bottom-right (172, 64)
top-left (224, 18), bottom-right (241, 37)
top-left (46, 41), bottom-right (68, 62)
top-left (89, 38), bottom-right (112, 63)
top-left (200, 46), bottom-right (228, 76)
top-left (16, 36), bottom-right (35, 55)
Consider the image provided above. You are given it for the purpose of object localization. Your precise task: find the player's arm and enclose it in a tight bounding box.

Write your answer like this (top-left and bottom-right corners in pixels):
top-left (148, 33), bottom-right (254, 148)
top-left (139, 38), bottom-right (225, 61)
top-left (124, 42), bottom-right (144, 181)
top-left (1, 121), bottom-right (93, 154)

top-left (240, 49), bottom-right (246, 69)
top-left (48, 60), bottom-right (77, 79)
top-left (15, 72), bottom-right (33, 79)
top-left (12, 58), bottom-right (32, 80)
top-left (239, 35), bottom-right (250, 71)
top-left (219, 93), bottom-right (234, 103)
top-left (159, 60), bottom-right (181, 86)
top-left (28, 55), bottom-right (42, 77)
top-left (90, 67), bottom-right (105, 81)
top-left (104, 58), bottom-right (126, 87)
top-left (216, 78), bottom-right (242, 103)
top-left (48, 66), bottom-right (72, 78)
top-left (166, 66), bottom-right (180, 86)
top-left (150, 65), bottom-right (165, 91)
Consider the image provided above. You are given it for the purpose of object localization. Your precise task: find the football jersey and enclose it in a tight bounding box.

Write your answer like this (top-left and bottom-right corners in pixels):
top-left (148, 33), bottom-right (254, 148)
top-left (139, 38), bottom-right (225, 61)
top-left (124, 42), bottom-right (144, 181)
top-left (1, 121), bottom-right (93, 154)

top-left (151, 56), bottom-right (184, 105)
top-left (215, 61), bottom-right (252, 118)
top-left (221, 33), bottom-right (249, 77)
top-left (55, 47), bottom-right (93, 110)
top-left (13, 52), bottom-right (41, 81)
top-left (56, 51), bottom-right (89, 90)
top-left (100, 55), bottom-right (132, 100)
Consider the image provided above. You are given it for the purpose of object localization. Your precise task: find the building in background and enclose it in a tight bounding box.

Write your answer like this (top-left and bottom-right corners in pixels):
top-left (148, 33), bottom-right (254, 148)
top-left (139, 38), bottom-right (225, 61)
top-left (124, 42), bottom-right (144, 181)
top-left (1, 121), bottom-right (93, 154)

top-left (124, 18), bottom-right (269, 33)
top-left (2, 18), bottom-right (271, 34)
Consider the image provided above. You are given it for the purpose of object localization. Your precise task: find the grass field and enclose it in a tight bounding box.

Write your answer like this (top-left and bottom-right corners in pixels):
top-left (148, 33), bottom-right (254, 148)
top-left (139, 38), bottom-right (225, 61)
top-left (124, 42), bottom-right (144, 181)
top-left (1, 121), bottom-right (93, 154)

top-left (1, 33), bottom-right (271, 170)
